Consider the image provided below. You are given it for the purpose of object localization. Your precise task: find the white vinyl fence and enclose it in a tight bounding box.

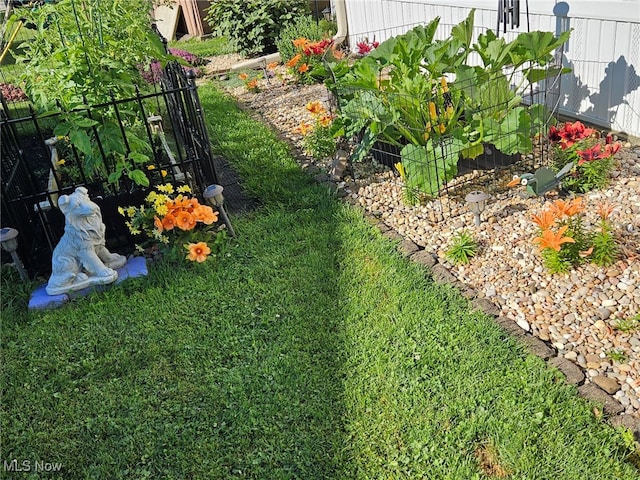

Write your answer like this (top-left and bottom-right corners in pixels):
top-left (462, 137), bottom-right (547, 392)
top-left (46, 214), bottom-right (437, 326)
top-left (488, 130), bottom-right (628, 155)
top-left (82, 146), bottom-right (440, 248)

top-left (340, 0), bottom-right (640, 138)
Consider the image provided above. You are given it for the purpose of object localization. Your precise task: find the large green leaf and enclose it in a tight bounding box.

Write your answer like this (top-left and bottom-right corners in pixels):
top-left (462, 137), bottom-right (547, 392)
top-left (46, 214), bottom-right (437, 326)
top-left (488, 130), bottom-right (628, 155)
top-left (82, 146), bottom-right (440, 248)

top-left (401, 140), bottom-right (460, 196)
top-left (69, 128), bottom-right (93, 155)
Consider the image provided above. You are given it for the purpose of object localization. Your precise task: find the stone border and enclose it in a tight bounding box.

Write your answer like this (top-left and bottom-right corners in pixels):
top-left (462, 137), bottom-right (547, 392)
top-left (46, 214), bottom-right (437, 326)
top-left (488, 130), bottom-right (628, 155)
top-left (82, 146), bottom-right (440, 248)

top-left (362, 210), bottom-right (640, 440)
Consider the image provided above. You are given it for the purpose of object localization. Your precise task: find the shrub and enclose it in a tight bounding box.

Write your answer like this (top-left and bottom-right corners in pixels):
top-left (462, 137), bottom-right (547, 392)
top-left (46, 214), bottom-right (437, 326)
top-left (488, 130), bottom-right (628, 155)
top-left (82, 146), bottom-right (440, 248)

top-left (205, 0), bottom-right (309, 57)
top-left (549, 121), bottom-right (622, 193)
top-left (276, 14), bottom-right (335, 63)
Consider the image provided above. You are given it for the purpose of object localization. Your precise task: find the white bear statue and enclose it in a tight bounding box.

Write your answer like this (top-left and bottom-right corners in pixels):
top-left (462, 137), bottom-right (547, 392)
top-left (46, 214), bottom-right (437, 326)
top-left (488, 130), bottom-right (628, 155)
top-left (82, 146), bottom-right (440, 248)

top-left (46, 187), bottom-right (127, 296)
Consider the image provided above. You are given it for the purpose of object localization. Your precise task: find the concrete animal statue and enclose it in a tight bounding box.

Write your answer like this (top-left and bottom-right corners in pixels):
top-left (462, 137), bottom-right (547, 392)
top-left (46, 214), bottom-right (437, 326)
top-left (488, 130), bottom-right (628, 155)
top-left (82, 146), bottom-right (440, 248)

top-left (46, 187), bottom-right (127, 296)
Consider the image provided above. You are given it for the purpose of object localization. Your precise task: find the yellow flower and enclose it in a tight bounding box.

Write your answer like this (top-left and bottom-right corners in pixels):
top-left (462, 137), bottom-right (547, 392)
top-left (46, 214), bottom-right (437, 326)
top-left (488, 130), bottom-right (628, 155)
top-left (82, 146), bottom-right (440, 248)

top-left (147, 165), bottom-right (156, 170)
top-left (155, 203), bottom-right (169, 216)
top-left (118, 206), bottom-right (125, 216)
top-left (161, 170), bottom-right (168, 178)
top-left (57, 159), bottom-right (66, 166)
top-left (428, 102), bottom-right (438, 122)
top-left (177, 185), bottom-right (191, 194)
top-left (157, 183), bottom-right (174, 194)
top-left (440, 76), bottom-right (449, 93)
top-left (146, 191), bottom-right (158, 203)
top-left (394, 162), bottom-right (406, 180)
top-left (126, 207), bottom-right (136, 217)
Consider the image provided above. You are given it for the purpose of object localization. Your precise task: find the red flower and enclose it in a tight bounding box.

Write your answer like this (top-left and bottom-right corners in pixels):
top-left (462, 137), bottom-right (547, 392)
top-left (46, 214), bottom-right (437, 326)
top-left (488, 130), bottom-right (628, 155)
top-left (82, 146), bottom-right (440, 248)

top-left (603, 141), bottom-right (621, 157)
top-left (549, 121), bottom-right (595, 149)
top-left (576, 144), bottom-right (604, 165)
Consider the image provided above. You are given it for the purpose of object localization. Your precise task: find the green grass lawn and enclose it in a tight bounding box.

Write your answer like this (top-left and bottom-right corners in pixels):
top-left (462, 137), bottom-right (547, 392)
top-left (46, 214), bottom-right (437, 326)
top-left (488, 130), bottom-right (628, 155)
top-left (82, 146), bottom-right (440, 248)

top-left (1, 83), bottom-right (639, 479)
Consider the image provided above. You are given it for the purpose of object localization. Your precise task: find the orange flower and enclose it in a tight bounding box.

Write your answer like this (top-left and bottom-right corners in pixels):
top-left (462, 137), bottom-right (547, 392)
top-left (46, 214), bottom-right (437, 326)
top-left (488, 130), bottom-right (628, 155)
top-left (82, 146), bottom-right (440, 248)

top-left (186, 242), bottom-right (211, 263)
top-left (532, 225), bottom-right (575, 252)
top-left (238, 73), bottom-right (248, 80)
top-left (294, 122), bottom-right (313, 135)
top-left (596, 202), bottom-right (615, 220)
top-left (318, 114), bottom-right (333, 127)
top-left (154, 216), bottom-right (164, 233)
top-left (531, 210), bottom-right (556, 230)
top-left (193, 205), bottom-right (218, 225)
top-left (330, 46), bottom-right (344, 59)
top-left (162, 213), bottom-right (177, 231)
top-left (297, 63), bottom-right (309, 73)
top-left (267, 62), bottom-right (279, 70)
top-left (292, 38), bottom-right (309, 49)
top-left (549, 198), bottom-right (584, 218)
top-left (285, 54), bottom-right (301, 68)
top-left (306, 101), bottom-right (325, 115)
top-left (175, 210), bottom-right (196, 231)
top-left (247, 79), bottom-right (258, 90)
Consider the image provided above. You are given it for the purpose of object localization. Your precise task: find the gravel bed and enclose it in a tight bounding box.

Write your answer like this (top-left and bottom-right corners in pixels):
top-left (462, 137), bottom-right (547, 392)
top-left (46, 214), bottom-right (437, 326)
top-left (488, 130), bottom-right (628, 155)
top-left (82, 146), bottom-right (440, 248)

top-left (209, 64), bottom-right (640, 417)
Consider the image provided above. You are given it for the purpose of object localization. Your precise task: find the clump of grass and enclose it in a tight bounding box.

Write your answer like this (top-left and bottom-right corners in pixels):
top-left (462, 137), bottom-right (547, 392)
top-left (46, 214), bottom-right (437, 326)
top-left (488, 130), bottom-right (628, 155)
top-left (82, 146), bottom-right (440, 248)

top-left (446, 230), bottom-right (479, 265)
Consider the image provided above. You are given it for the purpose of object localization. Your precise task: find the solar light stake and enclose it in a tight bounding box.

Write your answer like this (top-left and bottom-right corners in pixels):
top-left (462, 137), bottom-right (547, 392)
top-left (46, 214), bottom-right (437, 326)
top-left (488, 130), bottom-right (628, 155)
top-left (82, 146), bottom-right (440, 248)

top-left (0, 227), bottom-right (29, 282)
top-left (203, 185), bottom-right (236, 238)
top-left (465, 190), bottom-right (490, 227)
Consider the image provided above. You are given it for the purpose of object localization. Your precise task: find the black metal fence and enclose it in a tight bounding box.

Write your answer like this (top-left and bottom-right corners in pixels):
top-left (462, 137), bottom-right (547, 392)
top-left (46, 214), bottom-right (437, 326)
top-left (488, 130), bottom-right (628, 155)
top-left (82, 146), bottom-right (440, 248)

top-left (1, 62), bottom-right (218, 277)
top-left (332, 64), bottom-right (562, 219)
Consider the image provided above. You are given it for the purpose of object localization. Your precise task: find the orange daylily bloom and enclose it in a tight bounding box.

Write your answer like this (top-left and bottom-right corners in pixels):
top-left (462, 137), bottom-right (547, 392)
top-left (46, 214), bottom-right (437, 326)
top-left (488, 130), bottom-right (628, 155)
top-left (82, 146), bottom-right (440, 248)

top-left (297, 63), bottom-right (309, 73)
top-left (285, 54), bottom-right (302, 67)
top-left (318, 114), bottom-right (333, 127)
top-left (330, 46), bottom-right (344, 59)
top-left (306, 101), bottom-right (325, 115)
top-left (596, 202), bottom-right (615, 220)
top-left (238, 73), bottom-right (248, 80)
top-left (175, 210), bottom-right (196, 231)
top-left (247, 79), bottom-right (258, 90)
top-left (531, 210), bottom-right (556, 230)
top-left (579, 246), bottom-right (594, 258)
top-left (161, 213), bottom-right (177, 231)
top-left (186, 242), bottom-right (211, 263)
top-left (549, 197), bottom-right (584, 218)
top-left (292, 38), bottom-right (310, 49)
top-left (532, 225), bottom-right (575, 252)
top-left (294, 122), bottom-right (313, 136)
top-left (193, 205), bottom-right (219, 225)
top-left (154, 216), bottom-right (164, 233)
top-left (267, 62), bottom-right (279, 70)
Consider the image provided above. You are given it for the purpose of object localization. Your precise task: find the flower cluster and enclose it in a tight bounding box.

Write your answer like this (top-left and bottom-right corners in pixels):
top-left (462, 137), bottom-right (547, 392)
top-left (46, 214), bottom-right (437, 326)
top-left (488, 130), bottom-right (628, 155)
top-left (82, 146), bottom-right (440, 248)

top-left (238, 72), bottom-right (260, 92)
top-left (531, 197), bottom-right (617, 273)
top-left (549, 120), bottom-right (622, 193)
top-left (0, 82), bottom-right (28, 102)
top-left (139, 48), bottom-right (203, 85)
top-left (294, 101), bottom-right (336, 159)
top-left (355, 39), bottom-right (379, 56)
top-left (285, 37), bottom-right (343, 84)
top-left (120, 183), bottom-right (220, 263)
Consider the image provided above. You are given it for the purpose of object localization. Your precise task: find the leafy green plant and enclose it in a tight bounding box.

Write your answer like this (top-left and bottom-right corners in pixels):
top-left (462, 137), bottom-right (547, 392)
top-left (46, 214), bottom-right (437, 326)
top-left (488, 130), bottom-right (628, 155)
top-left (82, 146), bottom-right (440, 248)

top-left (531, 198), bottom-right (618, 274)
top-left (14, 0), bottom-right (169, 188)
top-left (205, 0), bottom-right (309, 57)
top-left (446, 230), bottom-right (479, 265)
top-left (295, 101), bottom-right (337, 159)
top-left (606, 348), bottom-right (629, 363)
top-left (613, 315), bottom-right (640, 333)
top-left (276, 14), bottom-right (336, 64)
top-left (550, 121), bottom-right (621, 193)
top-left (325, 9), bottom-right (570, 197)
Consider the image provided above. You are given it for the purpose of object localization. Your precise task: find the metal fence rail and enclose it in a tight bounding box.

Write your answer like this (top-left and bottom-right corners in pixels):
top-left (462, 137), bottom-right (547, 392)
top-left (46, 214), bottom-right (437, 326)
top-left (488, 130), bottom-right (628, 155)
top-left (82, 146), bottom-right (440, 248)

top-left (1, 62), bottom-right (218, 277)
